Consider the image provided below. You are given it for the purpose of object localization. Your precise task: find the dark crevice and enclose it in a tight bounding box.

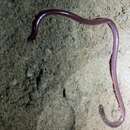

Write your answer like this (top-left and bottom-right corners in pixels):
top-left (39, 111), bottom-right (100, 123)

top-left (70, 106), bottom-right (76, 130)
top-left (63, 88), bottom-right (66, 98)
top-left (36, 69), bottom-right (43, 89)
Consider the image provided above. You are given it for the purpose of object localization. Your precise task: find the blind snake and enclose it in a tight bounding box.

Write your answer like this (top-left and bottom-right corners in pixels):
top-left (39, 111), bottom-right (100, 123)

top-left (28, 9), bottom-right (125, 127)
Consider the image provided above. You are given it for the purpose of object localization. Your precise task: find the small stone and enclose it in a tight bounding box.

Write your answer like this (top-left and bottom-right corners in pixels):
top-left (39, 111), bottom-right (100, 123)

top-left (27, 70), bottom-right (33, 78)
top-left (11, 79), bottom-right (17, 86)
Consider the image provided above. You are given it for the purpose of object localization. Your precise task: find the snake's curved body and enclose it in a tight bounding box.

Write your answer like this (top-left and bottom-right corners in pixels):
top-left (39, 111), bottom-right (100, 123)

top-left (28, 9), bottom-right (125, 127)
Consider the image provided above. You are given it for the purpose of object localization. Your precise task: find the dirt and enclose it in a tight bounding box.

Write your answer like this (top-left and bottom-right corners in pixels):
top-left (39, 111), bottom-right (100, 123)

top-left (0, 0), bottom-right (130, 130)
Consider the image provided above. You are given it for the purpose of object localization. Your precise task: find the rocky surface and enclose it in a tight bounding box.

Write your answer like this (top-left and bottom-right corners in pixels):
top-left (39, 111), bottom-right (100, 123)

top-left (0, 0), bottom-right (130, 130)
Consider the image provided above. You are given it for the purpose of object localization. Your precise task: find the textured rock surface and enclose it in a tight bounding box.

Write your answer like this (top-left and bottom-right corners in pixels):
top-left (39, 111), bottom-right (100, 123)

top-left (0, 0), bottom-right (130, 130)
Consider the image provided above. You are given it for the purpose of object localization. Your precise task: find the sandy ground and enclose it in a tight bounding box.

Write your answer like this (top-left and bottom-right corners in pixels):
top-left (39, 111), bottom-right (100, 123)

top-left (0, 0), bottom-right (130, 130)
